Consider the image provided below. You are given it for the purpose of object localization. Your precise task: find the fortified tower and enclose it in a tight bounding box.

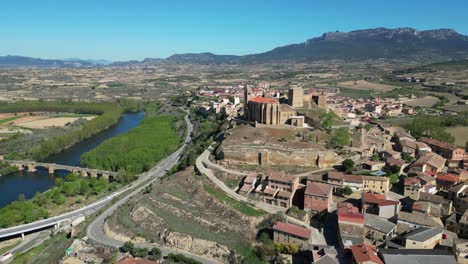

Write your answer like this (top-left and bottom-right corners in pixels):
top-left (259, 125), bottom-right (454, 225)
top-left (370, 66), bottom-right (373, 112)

top-left (288, 85), bottom-right (304, 108)
top-left (243, 84), bottom-right (253, 119)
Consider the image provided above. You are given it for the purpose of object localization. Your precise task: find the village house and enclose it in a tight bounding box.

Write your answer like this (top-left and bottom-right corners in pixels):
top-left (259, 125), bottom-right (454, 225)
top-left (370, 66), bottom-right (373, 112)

top-left (304, 182), bottom-right (333, 214)
top-left (239, 173), bottom-right (258, 195)
top-left (260, 172), bottom-right (299, 208)
top-left (326, 171), bottom-right (363, 192)
top-left (436, 173), bottom-right (460, 190)
top-left (362, 161), bottom-right (385, 171)
top-left (448, 183), bottom-right (468, 213)
top-left (378, 249), bottom-right (457, 264)
top-left (364, 213), bottom-right (397, 246)
top-left (337, 202), bottom-right (365, 226)
top-left (452, 239), bottom-right (468, 264)
top-left (404, 177), bottom-right (425, 200)
top-left (404, 226), bottom-right (447, 249)
top-left (349, 244), bottom-right (383, 264)
top-left (397, 211), bottom-right (443, 230)
top-left (420, 137), bottom-right (465, 162)
top-left (418, 192), bottom-right (453, 217)
top-left (446, 211), bottom-right (468, 239)
top-left (362, 176), bottom-right (390, 194)
top-left (362, 192), bottom-right (400, 219)
top-left (410, 152), bottom-right (446, 174)
top-left (272, 222), bottom-right (311, 250)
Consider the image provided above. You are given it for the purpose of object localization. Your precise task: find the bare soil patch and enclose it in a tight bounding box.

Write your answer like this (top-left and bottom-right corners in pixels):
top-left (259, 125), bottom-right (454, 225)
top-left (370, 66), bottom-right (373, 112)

top-left (338, 80), bottom-right (398, 91)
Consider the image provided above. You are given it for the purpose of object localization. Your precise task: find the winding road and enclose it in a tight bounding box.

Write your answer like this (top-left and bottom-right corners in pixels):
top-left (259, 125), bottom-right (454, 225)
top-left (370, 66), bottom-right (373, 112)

top-left (86, 110), bottom-right (220, 264)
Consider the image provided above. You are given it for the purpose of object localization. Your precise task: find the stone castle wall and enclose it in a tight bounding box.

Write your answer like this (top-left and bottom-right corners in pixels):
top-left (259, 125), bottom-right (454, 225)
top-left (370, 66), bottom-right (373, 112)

top-left (216, 145), bottom-right (342, 168)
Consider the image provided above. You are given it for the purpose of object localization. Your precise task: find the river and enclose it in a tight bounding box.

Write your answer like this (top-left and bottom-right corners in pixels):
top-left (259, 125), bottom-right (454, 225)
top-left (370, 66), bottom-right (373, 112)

top-left (0, 111), bottom-right (144, 208)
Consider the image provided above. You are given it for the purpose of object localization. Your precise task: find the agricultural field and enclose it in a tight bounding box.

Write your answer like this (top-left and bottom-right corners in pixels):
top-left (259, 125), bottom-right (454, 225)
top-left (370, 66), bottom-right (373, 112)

top-left (446, 126), bottom-right (468, 147)
top-left (337, 79), bottom-right (398, 91)
top-left (404, 96), bottom-right (440, 108)
top-left (441, 104), bottom-right (468, 113)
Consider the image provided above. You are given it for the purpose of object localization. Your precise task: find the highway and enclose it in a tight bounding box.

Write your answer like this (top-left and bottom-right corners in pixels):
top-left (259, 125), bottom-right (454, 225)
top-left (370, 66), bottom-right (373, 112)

top-left (86, 110), bottom-right (220, 264)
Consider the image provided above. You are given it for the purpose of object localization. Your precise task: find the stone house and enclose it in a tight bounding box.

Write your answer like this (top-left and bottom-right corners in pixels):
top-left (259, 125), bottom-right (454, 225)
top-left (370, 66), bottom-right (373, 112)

top-left (418, 192), bottom-right (453, 217)
top-left (272, 222), bottom-right (311, 250)
top-left (448, 184), bottom-right (468, 213)
top-left (260, 172), bottom-right (299, 208)
top-left (452, 239), bottom-right (468, 264)
top-left (404, 177), bottom-right (424, 200)
top-left (304, 182), bottom-right (333, 213)
top-left (410, 152), bottom-right (446, 174)
top-left (436, 174), bottom-right (459, 190)
top-left (362, 192), bottom-right (400, 219)
top-left (404, 226), bottom-right (445, 249)
top-left (326, 171), bottom-right (363, 192)
top-left (420, 137), bottom-right (465, 162)
top-left (364, 213), bottom-right (397, 246)
top-left (362, 176), bottom-right (390, 194)
top-left (446, 211), bottom-right (468, 239)
top-left (363, 161), bottom-right (385, 171)
top-left (349, 244), bottom-right (383, 264)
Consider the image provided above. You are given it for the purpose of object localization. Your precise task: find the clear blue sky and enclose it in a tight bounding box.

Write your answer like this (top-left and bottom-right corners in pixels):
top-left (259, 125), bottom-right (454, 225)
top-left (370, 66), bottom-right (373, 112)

top-left (1, 0), bottom-right (467, 61)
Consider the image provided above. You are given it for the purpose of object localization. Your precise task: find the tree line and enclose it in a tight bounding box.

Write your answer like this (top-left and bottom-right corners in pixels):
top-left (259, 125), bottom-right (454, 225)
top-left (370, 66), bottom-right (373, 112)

top-left (0, 100), bottom-right (124, 160)
top-left (80, 103), bottom-right (183, 175)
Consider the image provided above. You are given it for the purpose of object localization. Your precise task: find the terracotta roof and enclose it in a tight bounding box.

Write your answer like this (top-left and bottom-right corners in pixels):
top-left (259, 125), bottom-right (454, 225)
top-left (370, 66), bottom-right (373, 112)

top-left (328, 172), bottom-right (363, 184)
top-left (276, 190), bottom-right (293, 199)
top-left (269, 172), bottom-right (296, 184)
top-left (305, 182), bottom-right (333, 197)
top-left (420, 137), bottom-right (462, 151)
top-left (404, 177), bottom-right (421, 186)
top-left (272, 222), bottom-right (311, 240)
top-left (386, 158), bottom-right (405, 167)
top-left (436, 174), bottom-right (459, 183)
top-left (249, 96), bottom-right (278, 104)
top-left (339, 213), bottom-right (365, 225)
top-left (413, 153), bottom-right (446, 169)
top-left (362, 192), bottom-right (399, 206)
top-left (349, 244), bottom-right (383, 264)
top-left (337, 202), bottom-right (360, 215)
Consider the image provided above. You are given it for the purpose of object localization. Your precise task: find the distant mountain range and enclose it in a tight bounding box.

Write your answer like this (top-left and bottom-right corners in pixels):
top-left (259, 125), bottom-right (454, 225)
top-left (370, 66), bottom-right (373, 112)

top-left (2, 27), bottom-right (468, 67)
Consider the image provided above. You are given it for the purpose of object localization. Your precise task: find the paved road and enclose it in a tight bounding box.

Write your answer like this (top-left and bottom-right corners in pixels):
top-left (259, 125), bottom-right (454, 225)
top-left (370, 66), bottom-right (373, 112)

top-left (86, 111), bottom-right (220, 264)
top-left (196, 150), bottom-right (327, 245)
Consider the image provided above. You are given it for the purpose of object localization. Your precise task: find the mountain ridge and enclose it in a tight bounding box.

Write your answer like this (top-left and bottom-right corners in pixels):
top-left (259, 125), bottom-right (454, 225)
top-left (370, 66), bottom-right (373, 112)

top-left (1, 27), bottom-right (468, 67)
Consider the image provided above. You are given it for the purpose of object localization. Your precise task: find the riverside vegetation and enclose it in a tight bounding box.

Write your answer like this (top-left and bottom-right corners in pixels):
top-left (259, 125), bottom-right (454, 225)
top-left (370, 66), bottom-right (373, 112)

top-left (0, 101), bottom-right (184, 227)
top-left (0, 100), bottom-right (124, 160)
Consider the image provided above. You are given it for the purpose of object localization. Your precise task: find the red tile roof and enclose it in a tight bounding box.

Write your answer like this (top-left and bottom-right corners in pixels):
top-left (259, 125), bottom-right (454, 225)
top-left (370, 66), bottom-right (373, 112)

top-left (349, 244), bottom-right (383, 264)
top-left (436, 173), bottom-right (459, 183)
top-left (269, 172), bottom-right (296, 184)
top-left (362, 192), bottom-right (399, 206)
top-left (273, 222), bottom-right (311, 240)
top-left (404, 177), bottom-right (421, 186)
top-left (249, 96), bottom-right (278, 104)
top-left (337, 202), bottom-right (360, 215)
top-left (338, 213), bottom-right (365, 225)
top-left (305, 182), bottom-right (333, 197)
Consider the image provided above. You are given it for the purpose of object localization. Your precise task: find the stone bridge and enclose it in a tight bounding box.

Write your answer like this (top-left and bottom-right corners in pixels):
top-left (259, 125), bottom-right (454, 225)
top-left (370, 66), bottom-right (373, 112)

top-left (3, 160), bottom-right (117, 179)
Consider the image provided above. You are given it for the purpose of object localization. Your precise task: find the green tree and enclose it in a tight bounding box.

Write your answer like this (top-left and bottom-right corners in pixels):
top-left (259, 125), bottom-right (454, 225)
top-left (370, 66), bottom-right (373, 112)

top-left (121, 241), bottom-right (135, 254)
top-left (371, 153), bottom-right (380, 161)
top-left (329, 128), bottom-right (350, 149)
top-left (342, 159), bottom-right (355, 172)
top-left (389, 174), bottom-right (399, 184)
top-left (401, 152), bottom-right (414, 163)
top-left (320, 112), bottom-right (333, 131)
top-left (149, 247), bottom-right (162, 261)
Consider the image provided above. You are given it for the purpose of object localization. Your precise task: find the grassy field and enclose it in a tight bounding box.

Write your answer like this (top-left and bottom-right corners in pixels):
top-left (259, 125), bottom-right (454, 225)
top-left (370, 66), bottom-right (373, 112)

top-left (0, 116), bottom-right (24, 125)
top-left (338, 80), bottom-right (398, 91)
top-left (381, 116), bottom-right (417, 127)
top-left (446, 126), bottom-right (468, 147)
top-left (203, 184), bottom-right (266, 217)
top-left (338, 87), bottom-right (375, 99)
top-left (441, 104), bottom-right (468, 113)
top-left (404, 96), bottom-right (440, 108)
